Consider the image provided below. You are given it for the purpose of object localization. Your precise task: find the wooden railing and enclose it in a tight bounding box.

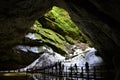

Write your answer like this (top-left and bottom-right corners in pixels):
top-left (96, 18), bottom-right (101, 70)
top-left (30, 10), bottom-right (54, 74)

top-left (27, 62), bottom-right (115, 80)
top-left (0, 62), bottom-right (115, 79)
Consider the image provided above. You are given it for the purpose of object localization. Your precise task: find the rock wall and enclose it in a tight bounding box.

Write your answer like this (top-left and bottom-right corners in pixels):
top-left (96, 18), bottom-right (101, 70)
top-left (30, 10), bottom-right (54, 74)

top-left (0, 0), bottom-right (53, 67)
top-left (55, 0), bottom-right (120, 79)
top-left (0, 0), bottom-right (53, 49)
top-left (55, 0), bottom-right (120, 63)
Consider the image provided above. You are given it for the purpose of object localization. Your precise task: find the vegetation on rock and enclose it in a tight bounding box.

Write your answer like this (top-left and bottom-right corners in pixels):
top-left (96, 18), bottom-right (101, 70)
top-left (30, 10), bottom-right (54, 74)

top-left (27, 6), bottom-right (92, 55)
top-left (31, 20), bottom-right (67, 55)
top-left (38, 6), bottom-right (90, 44)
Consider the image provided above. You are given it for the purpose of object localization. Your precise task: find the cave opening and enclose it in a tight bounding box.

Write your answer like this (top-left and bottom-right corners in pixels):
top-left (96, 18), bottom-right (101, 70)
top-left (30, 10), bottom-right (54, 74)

top-left (19, 6), bottom-right (104, 69)
top-left (0, 0), bottom-right (117, 79)
top-left (0, 6), bottom-right (110, 80)
top-left (0, 0), bottom-right (120, 80)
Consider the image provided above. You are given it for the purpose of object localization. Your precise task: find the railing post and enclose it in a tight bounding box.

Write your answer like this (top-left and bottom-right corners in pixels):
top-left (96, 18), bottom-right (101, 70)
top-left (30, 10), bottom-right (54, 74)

top-left (74, 64), bottom-right (78, 79)
top-left (69, 65), bottom-right (73, 78)
top-left (70, 66), bottom-right (73, 79)
top-left (58, 61), bottom-right (62, 76)
top-left (94, 66), bottom-right (96, 79)
top-left (43, 67), bottom-right (45, 73)
top-left (55, 62), bottom-right (58, 75)
top-left (66, 66), bottom-right (67, 77)
top-left (47, 66), bottom-right (50, 73)
top-left (81, 67), bottom-right (84, 79)
top-left (52, 66), bottom-right (53, 74)
top-left (61, 64), bottom-right (64, 77)
top-left (100, 65), bottom-right (103, 79)
top-left (85, 62), bottom-right (89, 79)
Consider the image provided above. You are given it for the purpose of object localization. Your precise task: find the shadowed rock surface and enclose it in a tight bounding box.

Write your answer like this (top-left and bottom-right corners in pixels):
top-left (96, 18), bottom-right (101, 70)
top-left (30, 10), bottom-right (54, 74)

top-left (55, 0), bottom-right (120, 79)
top-left (0, 0), bottom-right (54, 67)
top-left (0, 0), bottom-right (53, 48)
top-left (57, 0), bottom-right (120, 62)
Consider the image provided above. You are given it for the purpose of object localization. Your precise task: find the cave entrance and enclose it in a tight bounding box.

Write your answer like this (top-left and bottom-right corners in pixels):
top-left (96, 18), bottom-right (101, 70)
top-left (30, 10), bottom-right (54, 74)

top-left (19, 6), bottom-right (104, 68)
top-left (14, 6), bottom-right (108, 79)
top-left (0, 5), bottom-right (115, 80)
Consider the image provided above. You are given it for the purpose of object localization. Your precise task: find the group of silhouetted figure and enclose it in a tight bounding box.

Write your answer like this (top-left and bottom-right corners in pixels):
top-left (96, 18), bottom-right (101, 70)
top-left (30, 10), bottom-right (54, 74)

top-left (53, 61), bottom-right (90, 77)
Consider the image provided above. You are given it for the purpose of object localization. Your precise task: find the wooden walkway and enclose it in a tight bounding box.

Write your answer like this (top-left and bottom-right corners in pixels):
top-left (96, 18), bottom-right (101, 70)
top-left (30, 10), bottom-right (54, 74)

top-left (0, 62), bottom-right (115, 80)
top-left (26, 62), bottom-right (115, 80)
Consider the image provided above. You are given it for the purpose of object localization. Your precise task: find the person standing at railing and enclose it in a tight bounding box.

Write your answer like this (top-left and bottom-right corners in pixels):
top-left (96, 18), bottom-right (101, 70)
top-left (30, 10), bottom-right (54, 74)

top-left (58, 61), bottom-right (62, 75)
top-left (85, 62), bottom-right (89, 79)
top-left (74, 63), bottom-right (78, 75)
top-left (55, 62), bottom-right (58, 74)
top-left (85, 62), bottom-right (89, 72)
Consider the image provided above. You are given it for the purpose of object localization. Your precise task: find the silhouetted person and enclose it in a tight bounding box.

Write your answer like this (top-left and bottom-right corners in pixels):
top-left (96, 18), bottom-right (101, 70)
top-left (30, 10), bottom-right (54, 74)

top-left (58, 61), bottom-right (62, 75)
top-left (80, 67), bottom-right (84, 78)
top-left (55, 62), bottom-right (58, 70)
top-left (58, 61), bottom-right (62, 69)
top-left (74, 64), bottom-right (77, 71)
top-left (74, 64), bottom-right (78, 75)
top-left (85, 62), bottom-right (89, 72)
top-left (69, 65), bottom-right (73, 77)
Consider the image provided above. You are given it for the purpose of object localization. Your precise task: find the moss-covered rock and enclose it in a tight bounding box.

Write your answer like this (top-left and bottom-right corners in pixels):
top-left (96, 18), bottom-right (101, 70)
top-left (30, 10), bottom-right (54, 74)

top-left (28, 6), bottom-right (92, 55)
top-left (38, 6), bottom-right (89, 44)
top-left (31, 20), bottom-right (67, 55)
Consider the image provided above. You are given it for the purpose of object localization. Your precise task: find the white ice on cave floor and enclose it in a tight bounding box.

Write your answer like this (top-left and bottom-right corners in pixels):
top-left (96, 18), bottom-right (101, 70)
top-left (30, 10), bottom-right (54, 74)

top-left (20, 45), bottom-right (103, 71)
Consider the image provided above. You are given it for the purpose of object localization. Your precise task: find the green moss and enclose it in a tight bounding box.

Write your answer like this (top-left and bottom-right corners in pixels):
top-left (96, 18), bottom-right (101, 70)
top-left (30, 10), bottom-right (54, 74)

top-left (45, 6), bottom-right (70, 19)
top-left (34, 33), bottom-right (43, 40)
top-left (32, 20), bottom-right (42, 31)
top-left (29, 6), bottom-right (92, 55)
top-left (39, 6), bottom-right (89, 43)
top-left (46, 6), bottom-right (80, 38)
top-left (65, 35), bottom-right (75, 44)
top-left (31, 20), bottom-right (67, 55)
